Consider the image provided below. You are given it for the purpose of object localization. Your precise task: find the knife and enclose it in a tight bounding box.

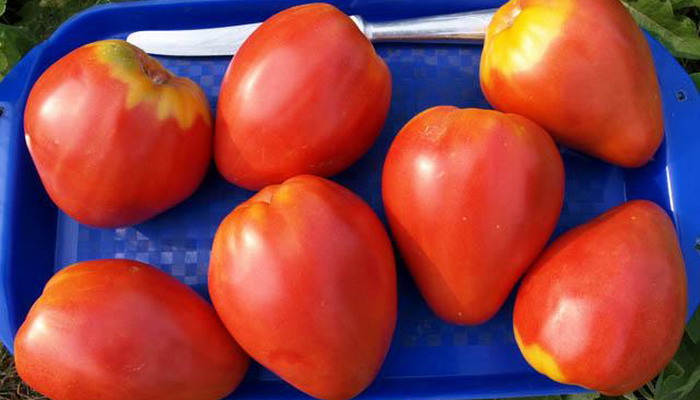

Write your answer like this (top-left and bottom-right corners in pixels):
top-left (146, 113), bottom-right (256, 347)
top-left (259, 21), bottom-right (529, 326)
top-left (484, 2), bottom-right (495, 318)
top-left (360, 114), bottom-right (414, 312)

top-left (126, 8), bottom-right (497, 57)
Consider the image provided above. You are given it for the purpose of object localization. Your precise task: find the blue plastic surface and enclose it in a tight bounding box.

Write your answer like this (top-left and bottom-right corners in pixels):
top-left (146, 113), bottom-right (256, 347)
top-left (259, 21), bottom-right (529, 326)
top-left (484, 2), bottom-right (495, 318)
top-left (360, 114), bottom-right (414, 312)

top-left (0, 1), bottom-right (698, 399)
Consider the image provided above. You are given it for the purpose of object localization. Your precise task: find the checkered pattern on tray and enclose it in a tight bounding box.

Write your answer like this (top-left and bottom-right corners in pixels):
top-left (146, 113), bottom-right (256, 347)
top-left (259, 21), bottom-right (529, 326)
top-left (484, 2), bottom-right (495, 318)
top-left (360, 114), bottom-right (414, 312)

top-left (54, 44), bottom-right (626, 379)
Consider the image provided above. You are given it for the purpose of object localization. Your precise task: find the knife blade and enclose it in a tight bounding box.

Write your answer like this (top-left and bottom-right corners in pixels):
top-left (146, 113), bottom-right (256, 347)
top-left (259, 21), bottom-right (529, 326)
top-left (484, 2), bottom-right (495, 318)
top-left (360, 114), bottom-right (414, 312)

top-left (126, 9), bottom-right (496, 57)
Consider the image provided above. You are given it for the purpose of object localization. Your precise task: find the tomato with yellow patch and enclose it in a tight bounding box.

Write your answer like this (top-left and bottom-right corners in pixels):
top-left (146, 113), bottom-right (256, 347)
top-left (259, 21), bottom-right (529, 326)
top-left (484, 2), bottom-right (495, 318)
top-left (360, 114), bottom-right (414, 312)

top-left (24, 39), bottom-right (212, 227)
top-left (514, 200), bottom-right (687, 395)
top-left (382, 106), bottom-right (564, 325)
top-left (480, 0), bottom-right (663, 167)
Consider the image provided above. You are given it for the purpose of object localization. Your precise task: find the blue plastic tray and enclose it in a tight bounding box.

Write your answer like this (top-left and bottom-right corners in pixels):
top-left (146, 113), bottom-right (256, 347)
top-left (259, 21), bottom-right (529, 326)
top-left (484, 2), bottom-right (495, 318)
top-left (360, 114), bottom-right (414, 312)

top-left (0, 1), bottom-right (698, 399)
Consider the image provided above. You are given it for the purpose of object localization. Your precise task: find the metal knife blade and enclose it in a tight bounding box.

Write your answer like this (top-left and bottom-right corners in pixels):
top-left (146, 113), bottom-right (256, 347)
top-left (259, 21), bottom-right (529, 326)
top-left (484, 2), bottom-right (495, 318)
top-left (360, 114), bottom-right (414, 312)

top-left (127, 22), bottom-right (261, 56)
top-left (126, 9), bottom-right (496, 57)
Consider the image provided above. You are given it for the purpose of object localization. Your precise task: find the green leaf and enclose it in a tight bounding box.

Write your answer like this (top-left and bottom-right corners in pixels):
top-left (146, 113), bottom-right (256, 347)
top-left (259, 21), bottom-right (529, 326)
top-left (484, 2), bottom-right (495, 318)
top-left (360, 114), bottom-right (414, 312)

top-left (19, 0), bottom-right (114, 42)
top-left (478, 396), bottom-right (578, 400)
top-left (637, 384), bottom-right (655, 400)
top-left (564, 394), bottom-right (601, 400)
top-left (671, 0), bottom-right (700, 8)
top-left (0, 23), bottom-right (36, 80)
top-left (484, 395), bottom-right (598, 400)
top-left (484, 396), bottom-right (561, 400)
top-left (687, 307), bottom-right (700, 344)
top-left (691, 72), bottom-right (700, 90)
top-left (655, 331), bottom-right (700, 400)
top-left (622, 0), bottom-right (700, 59)
top-left (0, 0), bottom-right (6, 18)
top-left (483, 396), bottom-right (565, 400)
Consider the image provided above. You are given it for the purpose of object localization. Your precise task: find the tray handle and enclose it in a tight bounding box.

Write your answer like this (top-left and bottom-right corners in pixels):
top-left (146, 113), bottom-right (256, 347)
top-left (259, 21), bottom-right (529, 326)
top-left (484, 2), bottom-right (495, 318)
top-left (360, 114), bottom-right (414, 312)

top-left (648, 34), bottom-right (700, 322)
top-left (0, 44), bottom-right (46, 350)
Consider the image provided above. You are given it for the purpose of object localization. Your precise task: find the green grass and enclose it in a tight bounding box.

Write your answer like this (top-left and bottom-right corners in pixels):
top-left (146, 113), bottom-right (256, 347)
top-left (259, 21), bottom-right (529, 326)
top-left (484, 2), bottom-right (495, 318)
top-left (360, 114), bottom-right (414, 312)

top-left (0, 0), bottom-right (698, 399)
top-left (0, 346), bottom-right (45, 400)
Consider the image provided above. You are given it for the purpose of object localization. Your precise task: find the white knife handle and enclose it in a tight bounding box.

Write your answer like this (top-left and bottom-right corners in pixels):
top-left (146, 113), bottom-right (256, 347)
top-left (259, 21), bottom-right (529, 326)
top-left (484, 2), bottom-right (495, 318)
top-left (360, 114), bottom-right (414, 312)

top-left (353, 9), bottom-right (496, 43)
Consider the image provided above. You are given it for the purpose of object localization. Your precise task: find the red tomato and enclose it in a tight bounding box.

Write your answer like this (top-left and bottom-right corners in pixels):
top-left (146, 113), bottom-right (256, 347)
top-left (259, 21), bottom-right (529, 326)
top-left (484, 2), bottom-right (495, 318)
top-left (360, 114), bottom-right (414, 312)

top-left (382, 106), bottom-right (564, 325)
top-left (14, 259), bottom-right (249, 400)
top-left (209, 175), bottom-right (396, 400)
top-left (215, 3), bottom-right (392, 190)
top-left (480, 0), bottom-right (663, 167)
top-left (514, 200), bottom-right (686, 395)
top-left (24, 40), bottom-right (212, 228)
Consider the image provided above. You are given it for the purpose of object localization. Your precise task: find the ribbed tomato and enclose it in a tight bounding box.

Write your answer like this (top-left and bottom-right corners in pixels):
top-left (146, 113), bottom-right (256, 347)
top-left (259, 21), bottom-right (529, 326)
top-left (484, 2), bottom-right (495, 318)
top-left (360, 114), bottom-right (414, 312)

top-left (215, 3), bottom-right (391, 190)
top-left (15, 259), bottom-right (249, 400)
top-left (24, 40), bottom-right (212, 227)
top-left (209, 175), bottom-right (396, 400)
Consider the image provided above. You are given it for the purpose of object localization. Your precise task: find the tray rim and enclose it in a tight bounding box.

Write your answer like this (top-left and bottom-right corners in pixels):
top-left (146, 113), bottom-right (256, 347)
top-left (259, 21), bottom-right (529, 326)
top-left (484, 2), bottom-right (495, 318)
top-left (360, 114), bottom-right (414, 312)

top-left (0, 1), bottom-right (697, 399)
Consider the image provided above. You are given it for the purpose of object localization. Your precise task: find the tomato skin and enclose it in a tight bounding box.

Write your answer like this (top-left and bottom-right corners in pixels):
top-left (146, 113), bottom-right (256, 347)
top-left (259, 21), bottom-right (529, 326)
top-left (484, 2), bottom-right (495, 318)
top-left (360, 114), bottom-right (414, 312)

top-left (382, 106), bottom-right (564, 325)
top-left (480, 0), bottom-right (662, 167)
top-left (513, 201), bottom-right (686, 396)
top-left (24, 40), bottom-right (212, 228)
top-left (14, 259), bottom-right (249, 400)
top-left (215, 3), bottom-right (391, 190)
top-left (209, 175), bottom-right (396, 400)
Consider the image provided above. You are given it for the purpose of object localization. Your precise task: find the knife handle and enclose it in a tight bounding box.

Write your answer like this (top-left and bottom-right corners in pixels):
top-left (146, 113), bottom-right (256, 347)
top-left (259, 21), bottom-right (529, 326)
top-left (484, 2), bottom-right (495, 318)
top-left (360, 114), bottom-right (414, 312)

top-left (352, 9), bottom-right (496, 43)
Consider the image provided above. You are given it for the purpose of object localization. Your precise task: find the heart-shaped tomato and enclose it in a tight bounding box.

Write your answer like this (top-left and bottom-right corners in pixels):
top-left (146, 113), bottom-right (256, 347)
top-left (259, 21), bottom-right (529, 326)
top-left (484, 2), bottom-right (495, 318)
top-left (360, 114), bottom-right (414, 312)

top-left (382, 106), bottom-right (564, 325)
top-left (514, 200), bottom-right (687, 395)
top-left (209, 175), bottom-right (396, 400)
top-left (215, 3), bottom-right (391, 190)
top-left (480, 0), bottom-right (662, 167)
